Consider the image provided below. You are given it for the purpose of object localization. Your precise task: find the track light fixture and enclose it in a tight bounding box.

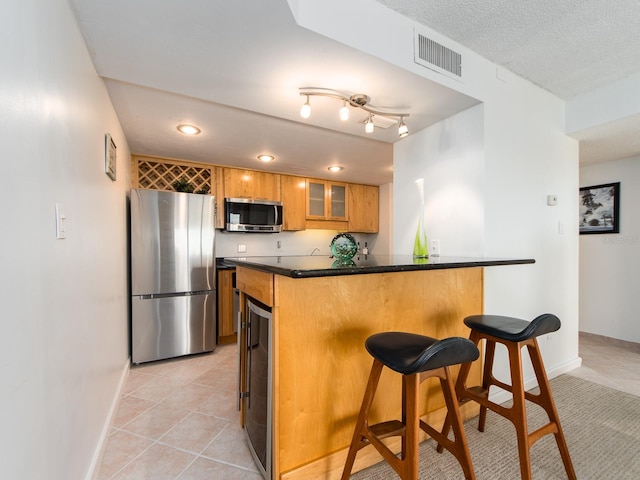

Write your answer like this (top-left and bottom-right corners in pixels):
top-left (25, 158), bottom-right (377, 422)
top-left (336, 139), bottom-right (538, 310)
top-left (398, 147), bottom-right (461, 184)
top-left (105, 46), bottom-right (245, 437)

top-left (299, 87), bottom-right (410, 137)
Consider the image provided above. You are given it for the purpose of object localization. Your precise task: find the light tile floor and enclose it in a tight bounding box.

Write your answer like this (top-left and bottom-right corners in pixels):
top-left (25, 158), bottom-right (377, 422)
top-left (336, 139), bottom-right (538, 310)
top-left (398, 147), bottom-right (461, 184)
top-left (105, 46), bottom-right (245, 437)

top-left (97, 332), bottom-right (640, 479)
top-left (97, 342), bottom-right (262, 480)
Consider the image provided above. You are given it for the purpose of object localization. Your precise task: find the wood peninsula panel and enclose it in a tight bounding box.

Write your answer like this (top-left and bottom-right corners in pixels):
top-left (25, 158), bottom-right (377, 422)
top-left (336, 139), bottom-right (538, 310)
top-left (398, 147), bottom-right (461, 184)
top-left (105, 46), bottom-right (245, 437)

top-left (236, 266), bottom-right (274, 307)
top-left (271, 268), bottom-right (484, 479)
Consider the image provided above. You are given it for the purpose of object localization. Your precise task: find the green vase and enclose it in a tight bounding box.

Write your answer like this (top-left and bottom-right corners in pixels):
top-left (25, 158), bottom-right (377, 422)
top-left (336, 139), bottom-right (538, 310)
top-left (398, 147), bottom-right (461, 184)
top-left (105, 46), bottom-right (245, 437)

top-left (413, 214), bottom-right (428, 258)
top-left (413, 178), bottom-right (429, 258)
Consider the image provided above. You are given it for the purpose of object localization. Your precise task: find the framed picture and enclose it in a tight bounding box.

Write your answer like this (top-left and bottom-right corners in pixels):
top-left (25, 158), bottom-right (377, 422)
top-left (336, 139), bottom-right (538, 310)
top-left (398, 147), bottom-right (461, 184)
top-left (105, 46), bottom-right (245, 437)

top-left (579, 182), bottom-right (620, 234)
top-left (105, 133), bottom-right (116, 181)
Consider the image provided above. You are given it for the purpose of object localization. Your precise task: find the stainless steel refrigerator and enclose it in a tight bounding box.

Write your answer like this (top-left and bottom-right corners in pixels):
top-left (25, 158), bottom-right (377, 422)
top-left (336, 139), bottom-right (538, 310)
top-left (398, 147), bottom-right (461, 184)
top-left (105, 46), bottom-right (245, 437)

top-left (130, 188), bottom-right (216, 364)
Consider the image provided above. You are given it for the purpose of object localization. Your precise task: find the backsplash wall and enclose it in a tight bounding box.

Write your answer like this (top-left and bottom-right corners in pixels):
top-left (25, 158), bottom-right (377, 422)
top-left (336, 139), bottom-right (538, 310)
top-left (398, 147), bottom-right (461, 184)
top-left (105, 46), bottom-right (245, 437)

top-left (215, 229), bottom-right (377, 258)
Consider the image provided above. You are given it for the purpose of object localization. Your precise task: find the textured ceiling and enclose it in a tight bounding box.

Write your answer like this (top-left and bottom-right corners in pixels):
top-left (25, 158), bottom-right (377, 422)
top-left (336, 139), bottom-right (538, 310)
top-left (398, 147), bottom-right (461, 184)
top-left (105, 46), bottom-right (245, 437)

top-left (377, 0), bottom-right (640, 99)
top-left (377, 0), bottom-right (640, 166)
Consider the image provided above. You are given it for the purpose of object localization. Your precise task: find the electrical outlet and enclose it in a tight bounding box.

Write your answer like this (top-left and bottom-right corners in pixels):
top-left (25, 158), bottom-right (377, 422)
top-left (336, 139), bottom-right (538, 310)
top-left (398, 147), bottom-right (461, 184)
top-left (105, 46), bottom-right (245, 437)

top-left (430, 239), bottom-right (440, 256)
top-left (237, 243), bottom-right (247, 253)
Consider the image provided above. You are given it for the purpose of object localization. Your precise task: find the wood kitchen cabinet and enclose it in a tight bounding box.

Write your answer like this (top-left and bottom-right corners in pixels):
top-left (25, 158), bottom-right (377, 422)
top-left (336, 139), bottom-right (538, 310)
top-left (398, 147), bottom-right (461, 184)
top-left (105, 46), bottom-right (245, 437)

top-left (305, 179), bottom-right (349, 230)
top-left (348, 183), bottom-right (379, 233)
top-left (280, 175), bottom-right (306, 231)
top-left (223, 168), bottom-right (281, 201)
top-left (217, 268), bottom-right (236, 343)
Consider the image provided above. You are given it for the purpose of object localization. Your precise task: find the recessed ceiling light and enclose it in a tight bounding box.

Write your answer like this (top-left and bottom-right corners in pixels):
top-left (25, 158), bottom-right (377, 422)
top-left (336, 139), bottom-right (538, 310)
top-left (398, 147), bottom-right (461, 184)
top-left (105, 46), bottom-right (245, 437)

top-left (328, 165), bottom-right (343, 173)
top-left (177, 124), bottom-right (201, 135)
top-left (257, 154), bottom-right (275, 162)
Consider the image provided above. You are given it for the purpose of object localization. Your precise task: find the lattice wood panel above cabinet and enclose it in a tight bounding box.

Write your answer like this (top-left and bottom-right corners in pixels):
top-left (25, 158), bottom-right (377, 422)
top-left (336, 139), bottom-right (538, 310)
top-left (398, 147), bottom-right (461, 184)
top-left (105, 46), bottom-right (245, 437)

top-left (132, 156), bottom-right (214, 193)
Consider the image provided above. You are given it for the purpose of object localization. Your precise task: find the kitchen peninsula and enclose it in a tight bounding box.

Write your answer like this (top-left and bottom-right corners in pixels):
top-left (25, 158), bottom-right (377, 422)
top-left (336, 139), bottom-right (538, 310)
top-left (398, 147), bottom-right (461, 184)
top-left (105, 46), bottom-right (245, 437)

top-left (227, 255), bottom-right (535, 480)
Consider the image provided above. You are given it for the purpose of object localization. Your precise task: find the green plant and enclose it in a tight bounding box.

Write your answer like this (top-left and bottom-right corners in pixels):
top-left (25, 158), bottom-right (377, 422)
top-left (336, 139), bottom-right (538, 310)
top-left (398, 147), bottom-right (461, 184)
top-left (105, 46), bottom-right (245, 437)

top-left (172, 178), bottom-right (194, 193)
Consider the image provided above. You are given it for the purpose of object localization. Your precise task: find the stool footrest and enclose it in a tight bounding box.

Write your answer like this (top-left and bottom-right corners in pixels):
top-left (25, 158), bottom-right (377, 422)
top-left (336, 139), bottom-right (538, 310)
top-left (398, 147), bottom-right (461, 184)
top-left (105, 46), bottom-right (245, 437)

top-left (458, 385), bottom-right (487, 403)
top-left (368, 420), bottom-right (406, 440)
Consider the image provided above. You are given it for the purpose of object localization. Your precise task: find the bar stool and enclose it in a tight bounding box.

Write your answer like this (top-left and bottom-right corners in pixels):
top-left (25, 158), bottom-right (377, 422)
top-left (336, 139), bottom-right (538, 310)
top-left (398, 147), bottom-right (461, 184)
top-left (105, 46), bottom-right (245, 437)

top-left (438, 314), bottom-right (576, 480)
top-left (341, 332), bottom-right (480, 480)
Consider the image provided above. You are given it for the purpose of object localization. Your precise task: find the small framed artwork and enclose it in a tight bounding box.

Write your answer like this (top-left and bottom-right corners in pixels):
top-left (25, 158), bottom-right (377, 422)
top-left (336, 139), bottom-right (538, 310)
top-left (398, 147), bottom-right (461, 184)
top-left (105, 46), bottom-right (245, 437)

top-left (105, 133), bottom-right (117, 181)
top-left (579, 182), bottom-right (620, 234)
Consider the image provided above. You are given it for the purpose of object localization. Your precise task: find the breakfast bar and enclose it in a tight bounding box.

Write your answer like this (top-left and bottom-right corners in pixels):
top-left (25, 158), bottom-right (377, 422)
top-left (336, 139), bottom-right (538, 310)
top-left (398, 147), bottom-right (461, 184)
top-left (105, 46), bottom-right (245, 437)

top-left (227, 255), bottom-right (535, 480)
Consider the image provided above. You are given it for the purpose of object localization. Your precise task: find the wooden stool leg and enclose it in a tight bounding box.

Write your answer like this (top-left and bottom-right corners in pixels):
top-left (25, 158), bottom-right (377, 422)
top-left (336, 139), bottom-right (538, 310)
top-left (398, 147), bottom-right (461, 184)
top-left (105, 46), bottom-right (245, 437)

top-left (527, 342), bottom-right (577, 480)
top-left (478, 338), bottom-right (496, 432)
top-left (507, 341), bottom-right (533, 480)
top-left (402, 373), bottom-right (420, 480)
top-left (439, 367), bottom-right (476, 480)
top-left (341, 359), bottom-right (384, 480)
top-left (436, 330), bottom-right (482, 454)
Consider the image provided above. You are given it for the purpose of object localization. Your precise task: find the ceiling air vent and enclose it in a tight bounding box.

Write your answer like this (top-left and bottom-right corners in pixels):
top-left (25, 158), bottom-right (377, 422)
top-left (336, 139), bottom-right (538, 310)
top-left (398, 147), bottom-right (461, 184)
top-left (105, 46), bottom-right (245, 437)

top-left (414, 30), bottom-right (462, 80)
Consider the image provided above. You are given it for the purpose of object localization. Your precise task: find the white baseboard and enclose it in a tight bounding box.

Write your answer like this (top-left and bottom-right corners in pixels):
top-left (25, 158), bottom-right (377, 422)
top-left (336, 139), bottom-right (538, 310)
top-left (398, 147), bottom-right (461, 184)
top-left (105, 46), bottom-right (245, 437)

top-left (85, 357), bottom-right (131, 480)
top-left (488, 356), bottom-right (583, 405)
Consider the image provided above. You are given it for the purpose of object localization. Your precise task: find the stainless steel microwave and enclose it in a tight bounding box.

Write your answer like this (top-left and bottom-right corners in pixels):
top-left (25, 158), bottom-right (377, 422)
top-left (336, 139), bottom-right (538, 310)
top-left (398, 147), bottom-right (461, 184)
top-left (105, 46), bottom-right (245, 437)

top-left (224, 198), bottom-right (283, 233)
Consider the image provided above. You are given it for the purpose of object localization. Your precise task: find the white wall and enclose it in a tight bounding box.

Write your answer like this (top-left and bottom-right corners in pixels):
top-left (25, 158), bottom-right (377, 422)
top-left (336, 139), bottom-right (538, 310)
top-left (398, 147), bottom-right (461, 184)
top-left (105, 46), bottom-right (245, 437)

top-left (291, 0), bottom-right (581, 389)
top-left (0, 1), bottom-right (130, 478)
top-left (580, 156), bottom-right (640, 343)
top-left (393, 105), bottom-right (485, 257)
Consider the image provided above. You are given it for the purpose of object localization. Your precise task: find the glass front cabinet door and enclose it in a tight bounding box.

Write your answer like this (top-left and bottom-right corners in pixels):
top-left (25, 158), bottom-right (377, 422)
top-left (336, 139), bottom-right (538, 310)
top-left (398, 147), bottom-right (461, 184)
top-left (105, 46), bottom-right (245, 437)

top-left (305, 180), bottom-right (347, 221)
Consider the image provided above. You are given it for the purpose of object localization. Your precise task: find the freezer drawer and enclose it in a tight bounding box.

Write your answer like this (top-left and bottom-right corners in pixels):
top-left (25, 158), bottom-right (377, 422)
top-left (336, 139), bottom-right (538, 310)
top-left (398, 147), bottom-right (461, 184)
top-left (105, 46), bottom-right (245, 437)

top-left (132, 292), bottom-right (215, 364)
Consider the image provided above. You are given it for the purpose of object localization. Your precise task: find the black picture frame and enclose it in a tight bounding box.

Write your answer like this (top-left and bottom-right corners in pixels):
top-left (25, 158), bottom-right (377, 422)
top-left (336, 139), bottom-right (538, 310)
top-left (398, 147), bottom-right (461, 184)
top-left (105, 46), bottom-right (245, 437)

top-left (105, 133), bottom-right (117, 181)
top-left (579, 182), bottom-right (620, 234)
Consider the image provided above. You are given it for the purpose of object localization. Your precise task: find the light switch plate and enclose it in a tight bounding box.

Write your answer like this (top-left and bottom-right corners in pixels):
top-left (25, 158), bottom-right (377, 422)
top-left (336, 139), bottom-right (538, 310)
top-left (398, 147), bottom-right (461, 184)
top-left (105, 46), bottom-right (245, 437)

top-left (55, 204), bottom-right (66, 239)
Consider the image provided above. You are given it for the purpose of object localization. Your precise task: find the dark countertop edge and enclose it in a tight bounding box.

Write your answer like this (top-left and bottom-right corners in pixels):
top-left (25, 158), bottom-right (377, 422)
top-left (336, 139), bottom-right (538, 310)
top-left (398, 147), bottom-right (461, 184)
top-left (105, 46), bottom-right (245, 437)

top-left (225, 257), bottom-right (535, 278)
top-left (215, 258), bottom-right (237, 270)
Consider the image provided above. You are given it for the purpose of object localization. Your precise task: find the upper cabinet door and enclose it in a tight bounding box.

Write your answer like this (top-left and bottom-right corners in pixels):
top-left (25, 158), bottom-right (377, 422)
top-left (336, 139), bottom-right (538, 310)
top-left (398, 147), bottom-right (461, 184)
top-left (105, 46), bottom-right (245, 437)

top-left (348, 184), bottom-right (379, 233)
top-left (306, 180), bottom-right (326, 219)
top-left (329, 183), bottom-right (346, 219)
top-left (223, 168), bottom-right (281, 201)
top-left (305, 179), bottom-right (347, 221)
top-left (281, 175), bottom-right (306, 231)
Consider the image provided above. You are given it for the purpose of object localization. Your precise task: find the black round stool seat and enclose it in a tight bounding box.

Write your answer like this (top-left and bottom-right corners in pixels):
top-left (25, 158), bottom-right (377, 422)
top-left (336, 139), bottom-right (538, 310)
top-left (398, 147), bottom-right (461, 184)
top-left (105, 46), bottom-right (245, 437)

top-left (366, 332), bottom-right (479, 375)
top-left (463, 313), bottom-right (560, 343)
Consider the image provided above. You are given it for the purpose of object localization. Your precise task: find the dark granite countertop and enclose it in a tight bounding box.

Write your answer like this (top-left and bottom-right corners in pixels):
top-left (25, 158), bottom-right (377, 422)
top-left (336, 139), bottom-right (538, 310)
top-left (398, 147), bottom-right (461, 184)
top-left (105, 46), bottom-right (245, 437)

top-left (224, 255), bottom-right (535, 278)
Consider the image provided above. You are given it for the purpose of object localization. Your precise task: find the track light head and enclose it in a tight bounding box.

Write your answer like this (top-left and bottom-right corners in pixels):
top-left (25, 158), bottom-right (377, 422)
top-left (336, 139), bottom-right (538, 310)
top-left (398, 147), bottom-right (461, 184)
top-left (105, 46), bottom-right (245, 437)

top-left (398, 117), bottom-right (409, 138)
top-left (300, 95), bottom-right (311, 119)
top-left (365, 114), bottom-right (375, 134)
top-left (339, 101), bottom-right (349, 121)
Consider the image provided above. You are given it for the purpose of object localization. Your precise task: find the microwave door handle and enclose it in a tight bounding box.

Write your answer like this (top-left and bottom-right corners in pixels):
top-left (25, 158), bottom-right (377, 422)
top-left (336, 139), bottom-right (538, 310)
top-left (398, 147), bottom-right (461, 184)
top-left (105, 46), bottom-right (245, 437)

top-left (274, 205), bottom-right (279, 225)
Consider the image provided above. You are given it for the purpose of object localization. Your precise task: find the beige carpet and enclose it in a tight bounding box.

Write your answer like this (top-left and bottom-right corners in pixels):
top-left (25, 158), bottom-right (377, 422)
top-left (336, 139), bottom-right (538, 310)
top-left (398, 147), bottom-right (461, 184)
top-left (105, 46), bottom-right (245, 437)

top-left (351, 374), bottom-right (640, 479)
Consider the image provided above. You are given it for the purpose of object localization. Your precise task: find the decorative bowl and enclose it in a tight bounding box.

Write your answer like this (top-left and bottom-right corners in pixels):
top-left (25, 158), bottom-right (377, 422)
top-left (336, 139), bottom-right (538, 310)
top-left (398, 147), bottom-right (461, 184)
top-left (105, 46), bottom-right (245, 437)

top-left (330, 233), bottom-right (358, 261)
